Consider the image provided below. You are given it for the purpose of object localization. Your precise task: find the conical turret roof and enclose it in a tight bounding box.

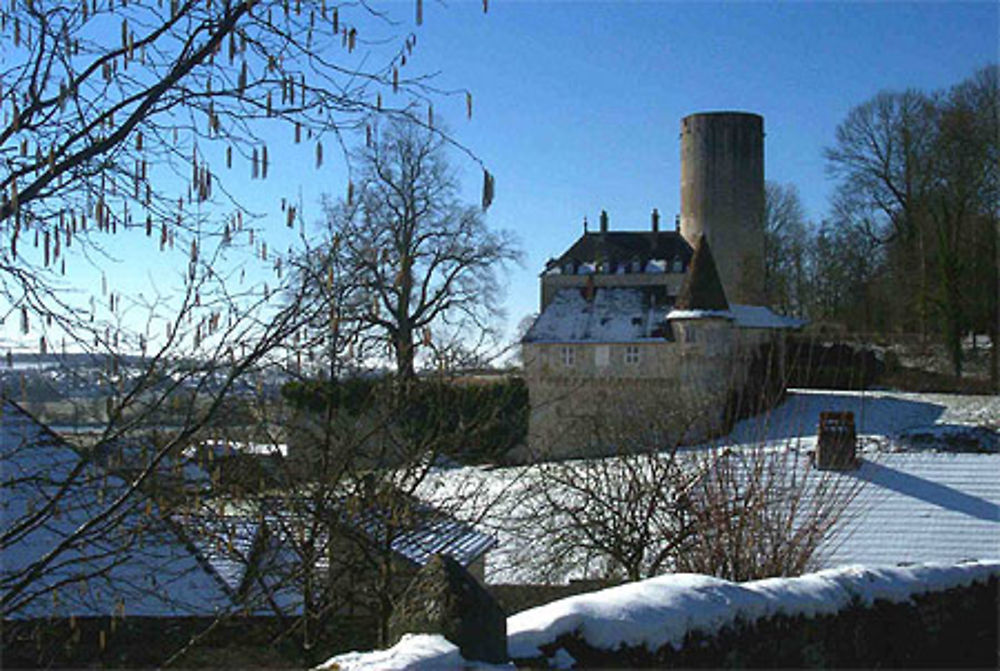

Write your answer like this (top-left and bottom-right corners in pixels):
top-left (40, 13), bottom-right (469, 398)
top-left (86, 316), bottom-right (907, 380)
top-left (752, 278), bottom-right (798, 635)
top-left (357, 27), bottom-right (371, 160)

top-left (674, 234), bottom-right (729, 312)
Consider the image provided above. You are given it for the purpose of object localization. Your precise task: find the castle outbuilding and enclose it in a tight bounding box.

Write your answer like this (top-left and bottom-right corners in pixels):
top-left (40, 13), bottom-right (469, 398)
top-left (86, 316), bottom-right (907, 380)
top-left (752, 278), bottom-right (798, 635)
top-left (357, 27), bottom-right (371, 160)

top-left (520, 112), bottom-right (802, 459)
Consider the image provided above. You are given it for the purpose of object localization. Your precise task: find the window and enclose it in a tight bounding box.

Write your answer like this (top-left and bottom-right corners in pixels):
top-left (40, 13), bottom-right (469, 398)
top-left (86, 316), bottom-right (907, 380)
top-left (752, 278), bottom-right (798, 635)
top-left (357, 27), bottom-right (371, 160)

top-left (595, 345), bottom-right (610, 368)
top-left (560, 346), bottom-right (576, 367)
top-left (624, 345), bottom-right (641, 365)
top-left (683, 325), bottom-right (697, 343)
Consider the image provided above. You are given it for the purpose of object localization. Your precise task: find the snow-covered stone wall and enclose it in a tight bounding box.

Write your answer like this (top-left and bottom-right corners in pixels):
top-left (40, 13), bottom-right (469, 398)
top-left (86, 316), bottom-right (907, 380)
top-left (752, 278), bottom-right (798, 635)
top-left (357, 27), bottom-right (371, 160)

top-left (509, 561), bottom-right (999, 668)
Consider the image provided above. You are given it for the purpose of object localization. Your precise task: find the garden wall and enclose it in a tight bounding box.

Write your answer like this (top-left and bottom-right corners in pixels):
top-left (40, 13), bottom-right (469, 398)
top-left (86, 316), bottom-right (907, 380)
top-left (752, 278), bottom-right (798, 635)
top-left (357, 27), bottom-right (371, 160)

top-left (509, 562), bottom-right (999, 669)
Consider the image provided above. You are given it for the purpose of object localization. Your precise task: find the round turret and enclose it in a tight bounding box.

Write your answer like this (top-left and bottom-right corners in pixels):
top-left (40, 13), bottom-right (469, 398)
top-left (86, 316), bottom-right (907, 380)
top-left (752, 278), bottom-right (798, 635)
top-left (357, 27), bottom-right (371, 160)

top-left (680, 112), bottom-right (765, 305)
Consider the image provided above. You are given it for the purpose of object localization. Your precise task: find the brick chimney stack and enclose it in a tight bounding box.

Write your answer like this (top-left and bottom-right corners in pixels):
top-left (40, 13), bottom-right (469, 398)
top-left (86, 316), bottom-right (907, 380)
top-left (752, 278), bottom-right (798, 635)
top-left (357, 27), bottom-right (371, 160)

top-left (816, 412), bottom-right (859, 470)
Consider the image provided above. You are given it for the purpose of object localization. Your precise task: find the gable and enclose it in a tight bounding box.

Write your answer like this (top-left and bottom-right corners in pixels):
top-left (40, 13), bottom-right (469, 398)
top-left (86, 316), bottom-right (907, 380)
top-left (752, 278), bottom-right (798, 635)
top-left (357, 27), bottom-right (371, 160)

top-left (1, 400), bottom-right (234, 619)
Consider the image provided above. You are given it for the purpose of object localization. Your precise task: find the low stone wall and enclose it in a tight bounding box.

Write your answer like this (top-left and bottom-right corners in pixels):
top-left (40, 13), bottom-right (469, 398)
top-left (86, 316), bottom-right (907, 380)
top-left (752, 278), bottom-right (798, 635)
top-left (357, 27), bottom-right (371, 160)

top-left (513, 573), bottom-right (998, 669)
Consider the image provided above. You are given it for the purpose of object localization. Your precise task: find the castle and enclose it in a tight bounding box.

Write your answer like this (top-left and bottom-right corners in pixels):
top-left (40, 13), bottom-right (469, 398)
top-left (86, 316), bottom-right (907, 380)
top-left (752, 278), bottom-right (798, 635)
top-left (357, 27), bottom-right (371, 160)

top-left (520, 112), bottom-right (802, 459)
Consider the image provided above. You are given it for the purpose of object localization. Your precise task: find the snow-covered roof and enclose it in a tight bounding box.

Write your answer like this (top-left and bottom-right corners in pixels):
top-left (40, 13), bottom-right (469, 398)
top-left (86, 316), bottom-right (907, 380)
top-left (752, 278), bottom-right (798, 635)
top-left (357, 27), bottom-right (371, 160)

top-left (1, 400), bottom-right (234, 619)
top-left (729, 304), bottom-right (806, 329)
top-left (524, 290), bottom-right (801, 344)
top-left (177, 492), bottom-right (496, 615)
top-left (344, 495), bottom-right (497, 569)
top-left (666, 308), bottom-right (733, 321)
top-left (522, 288), bottom-right (670, 343)
top-left (820, 451), bottom-right (1000, 567)
top-left (414, 390), bottom-right (999, 586)
top-left (666, 304), bottom-right (804, 328)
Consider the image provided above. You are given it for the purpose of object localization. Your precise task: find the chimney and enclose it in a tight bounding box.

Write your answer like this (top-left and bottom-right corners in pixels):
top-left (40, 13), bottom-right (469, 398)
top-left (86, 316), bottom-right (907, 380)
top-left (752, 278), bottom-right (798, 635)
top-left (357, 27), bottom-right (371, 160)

top-left (599, 209), bottom-right (609, 234)
top-left (816, 412), bottom-right (859, 470)
top-left (652, 208), bottom-right (660, 233)
top-left (674, 214), bottom-right (680, 232)
top-left (583, 216), bottom-right (589, 234)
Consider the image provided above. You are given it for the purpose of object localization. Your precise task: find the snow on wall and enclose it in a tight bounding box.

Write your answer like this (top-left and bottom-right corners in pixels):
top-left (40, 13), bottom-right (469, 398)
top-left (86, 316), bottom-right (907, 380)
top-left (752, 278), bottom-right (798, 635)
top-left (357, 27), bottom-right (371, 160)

top-left (506, 561), bottom-right (1000, 660)
top-left (317, 633), bottom-right (515, 671)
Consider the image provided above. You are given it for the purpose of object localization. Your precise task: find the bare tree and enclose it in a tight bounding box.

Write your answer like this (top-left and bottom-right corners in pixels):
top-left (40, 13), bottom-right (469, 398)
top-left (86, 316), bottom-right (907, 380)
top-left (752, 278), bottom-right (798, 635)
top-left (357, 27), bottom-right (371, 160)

top-left (314, 119), bottom-right (520, 381)
top-left (825, 67), bottom-right (999, 378)
top-left (504, 393), bottom-right (860, 586)
top-left (763, 181), bottom-right (811, 317)
top-left (0, 0), bottom-right (495, 663)
top-left (677, 442), bottom-right (859, 581)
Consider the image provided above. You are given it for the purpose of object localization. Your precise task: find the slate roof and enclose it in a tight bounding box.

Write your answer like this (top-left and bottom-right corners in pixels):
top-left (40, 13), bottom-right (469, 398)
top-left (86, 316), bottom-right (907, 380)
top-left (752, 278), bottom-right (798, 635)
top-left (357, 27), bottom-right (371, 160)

top-left (821, 452), bottom-right (1000, 567)
top-left (1, 399), bottom-right (234, 619)
top-left (706, 446), bottom-right (999, 570)
top-left (177, 492), bottom-right (496, 613)
top-left (523, 288), bottom-right (799, 344)
top-left (547, 230), bottom-right (693, 275)
top-left (728, 305), bottom-right (806, 330)
top-left (522, 288), bottom-right (673, 343)
top-left (673, 235), bottom-right (729, 312)
top-left (345, 495), bottom-right (498, 568)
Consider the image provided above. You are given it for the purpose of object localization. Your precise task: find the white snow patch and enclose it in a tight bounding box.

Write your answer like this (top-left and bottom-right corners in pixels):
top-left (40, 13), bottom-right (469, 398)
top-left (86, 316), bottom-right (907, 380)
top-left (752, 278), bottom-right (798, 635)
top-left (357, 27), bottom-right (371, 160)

top-left (666, 308), bottom-right (733, 320)
top-left (507, 561), bottom-right (1000, 660)
top-left (316, 633), bottom-right (514, 670)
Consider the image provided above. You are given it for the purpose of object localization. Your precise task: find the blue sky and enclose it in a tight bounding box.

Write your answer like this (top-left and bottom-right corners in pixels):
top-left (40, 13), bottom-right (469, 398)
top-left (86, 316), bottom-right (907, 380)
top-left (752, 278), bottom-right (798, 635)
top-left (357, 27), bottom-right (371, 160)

top-left (402, 0), bottom-right (998, 340)
top-left (5, 1), bottom-right (998, 357)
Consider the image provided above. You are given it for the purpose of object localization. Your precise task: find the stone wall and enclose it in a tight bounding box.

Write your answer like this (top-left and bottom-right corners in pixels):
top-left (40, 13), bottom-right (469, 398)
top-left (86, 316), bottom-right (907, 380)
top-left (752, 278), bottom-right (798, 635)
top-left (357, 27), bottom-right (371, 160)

top-left (522, 322), bottom-right (781, 459)
top-left (514, 576), bottom-right (998, 669)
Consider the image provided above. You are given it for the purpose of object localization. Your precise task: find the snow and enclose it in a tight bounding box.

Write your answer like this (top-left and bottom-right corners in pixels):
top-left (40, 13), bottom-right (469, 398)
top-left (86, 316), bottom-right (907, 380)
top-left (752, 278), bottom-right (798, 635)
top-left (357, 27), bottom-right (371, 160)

top-left (665, 305), bottom-right (802, 327)
top-left (507, 561), bottom-right (1000, 660)
top-left (821, 452), bottom-right (1000, 567)
top-left (416, 389), bottom-right (999, 586)
top-left (1, 400), bottom-right (234, 619)
top-left (190, 438), bottom-right (289, 458)
top-left (316, 633), bottom-right (515, 671)
top-left (522, 288), bottom-right (667, 343)
top-left (729, 304), bottom-right (806, 329)
top-left (666, 308), bottom-right (733, 320)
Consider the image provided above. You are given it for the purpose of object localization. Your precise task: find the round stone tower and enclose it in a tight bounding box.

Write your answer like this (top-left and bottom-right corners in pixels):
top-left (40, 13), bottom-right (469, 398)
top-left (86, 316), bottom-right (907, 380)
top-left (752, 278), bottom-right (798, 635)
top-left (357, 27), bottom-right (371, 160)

top-left (679, 111), bottom-right (765, 305)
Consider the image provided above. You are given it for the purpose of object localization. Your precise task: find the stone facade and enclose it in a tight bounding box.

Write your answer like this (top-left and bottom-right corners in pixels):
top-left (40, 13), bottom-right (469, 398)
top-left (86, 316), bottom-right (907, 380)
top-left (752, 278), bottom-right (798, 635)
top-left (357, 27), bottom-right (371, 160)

top-left (522, 318), bottom-right (780, 459)
top-left (520, 111), bottom-right (800, 460)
